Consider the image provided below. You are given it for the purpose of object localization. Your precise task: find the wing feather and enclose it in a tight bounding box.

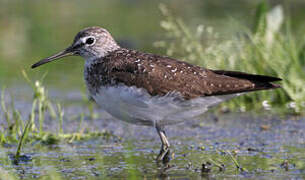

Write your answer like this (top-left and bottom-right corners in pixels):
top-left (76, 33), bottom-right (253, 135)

top-left (90, 49), bottom-right (281, 100)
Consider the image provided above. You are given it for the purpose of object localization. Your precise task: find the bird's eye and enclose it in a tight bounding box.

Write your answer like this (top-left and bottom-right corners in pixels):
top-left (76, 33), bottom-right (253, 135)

top-left (85, 37), bottom-right (95, 45)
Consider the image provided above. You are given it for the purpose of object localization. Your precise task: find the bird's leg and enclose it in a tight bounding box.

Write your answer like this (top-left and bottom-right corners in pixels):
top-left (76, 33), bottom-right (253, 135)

top-left (156, 124), bottom-right (170, 162)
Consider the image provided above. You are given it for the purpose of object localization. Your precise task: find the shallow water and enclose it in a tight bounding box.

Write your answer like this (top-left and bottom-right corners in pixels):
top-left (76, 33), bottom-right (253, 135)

top-left (0, 88), bottom-right (305, 179)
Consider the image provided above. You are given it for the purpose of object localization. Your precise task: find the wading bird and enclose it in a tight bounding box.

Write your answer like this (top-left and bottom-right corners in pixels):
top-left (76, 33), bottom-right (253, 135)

top-left (32, 27), bottom-right (281, 162)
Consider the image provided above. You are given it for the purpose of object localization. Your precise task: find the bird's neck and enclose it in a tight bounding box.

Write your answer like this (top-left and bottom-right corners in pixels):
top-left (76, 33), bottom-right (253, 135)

top-left (84, 45), bottom-right (120, 69)
top-left (97, 41), bottom-right (120, 58)
top-left (84, 56), bottom-right (100, 69)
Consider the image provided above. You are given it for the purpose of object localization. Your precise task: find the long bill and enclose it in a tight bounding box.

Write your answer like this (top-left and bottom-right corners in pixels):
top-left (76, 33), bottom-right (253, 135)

top-left (31, 47), bottom-right (76, 69)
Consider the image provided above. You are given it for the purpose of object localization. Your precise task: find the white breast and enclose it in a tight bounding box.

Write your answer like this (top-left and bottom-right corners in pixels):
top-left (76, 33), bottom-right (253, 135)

top-left (92, 85), bottom-right (237, 127)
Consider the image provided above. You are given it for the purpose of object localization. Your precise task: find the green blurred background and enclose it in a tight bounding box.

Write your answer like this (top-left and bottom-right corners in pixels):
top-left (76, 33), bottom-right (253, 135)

top-left (0, 0), bottom-right (304, 92)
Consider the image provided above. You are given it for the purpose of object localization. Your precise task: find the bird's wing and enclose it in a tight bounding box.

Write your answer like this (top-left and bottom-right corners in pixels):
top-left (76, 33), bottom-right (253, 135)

top-left (106, 49), bottom-right (281, 100)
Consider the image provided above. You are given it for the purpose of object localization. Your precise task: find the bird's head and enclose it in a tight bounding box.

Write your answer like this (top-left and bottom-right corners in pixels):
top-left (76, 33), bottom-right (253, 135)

top-left (31, 26), bottom-right (119, 68)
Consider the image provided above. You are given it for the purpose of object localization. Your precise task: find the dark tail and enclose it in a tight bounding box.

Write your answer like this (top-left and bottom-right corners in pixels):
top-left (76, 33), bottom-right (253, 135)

top-left (212, 70), bottom-right (281, 90)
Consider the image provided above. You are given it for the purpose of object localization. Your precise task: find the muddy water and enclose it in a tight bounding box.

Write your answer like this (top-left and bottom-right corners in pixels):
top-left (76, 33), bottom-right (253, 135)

top-left (0, 88), bottom-right (304, 179)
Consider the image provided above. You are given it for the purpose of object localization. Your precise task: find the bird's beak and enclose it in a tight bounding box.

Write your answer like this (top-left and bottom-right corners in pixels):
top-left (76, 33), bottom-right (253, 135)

top-left (31, 46), bottom-right (77, 69)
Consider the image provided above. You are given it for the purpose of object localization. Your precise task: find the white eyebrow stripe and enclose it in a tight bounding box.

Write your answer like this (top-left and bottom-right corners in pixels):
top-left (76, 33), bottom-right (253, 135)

top-left (80, 37), bottom-right (87, 43)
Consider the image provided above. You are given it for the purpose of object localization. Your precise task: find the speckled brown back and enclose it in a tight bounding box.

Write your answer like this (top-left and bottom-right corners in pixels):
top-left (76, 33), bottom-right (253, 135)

top-left (85, 48), bottom-right (280, 100)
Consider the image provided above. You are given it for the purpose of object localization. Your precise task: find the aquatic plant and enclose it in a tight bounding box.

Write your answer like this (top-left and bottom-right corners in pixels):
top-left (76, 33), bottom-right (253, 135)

top-left (14, 103), bottom-right (34, 163)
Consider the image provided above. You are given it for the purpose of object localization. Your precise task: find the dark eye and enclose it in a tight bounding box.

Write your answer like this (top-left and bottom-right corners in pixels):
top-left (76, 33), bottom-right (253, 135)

top-left (85, 37), bottom-right (95, 45)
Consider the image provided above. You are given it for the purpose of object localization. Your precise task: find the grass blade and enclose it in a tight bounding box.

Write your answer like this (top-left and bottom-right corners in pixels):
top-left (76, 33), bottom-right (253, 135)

top-left (15, 99), bottom-right (37, 162)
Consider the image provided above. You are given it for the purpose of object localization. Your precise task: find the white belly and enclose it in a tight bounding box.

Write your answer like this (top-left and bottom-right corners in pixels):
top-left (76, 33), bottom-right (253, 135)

top-left (92, 85), bottom-right (237, 126)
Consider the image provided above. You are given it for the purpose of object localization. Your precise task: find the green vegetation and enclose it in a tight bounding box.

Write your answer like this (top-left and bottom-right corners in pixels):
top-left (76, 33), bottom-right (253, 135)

top-left (155, 3), bottom-right (305, 113)
top-left (0, 1), bottom-right (304, 179)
